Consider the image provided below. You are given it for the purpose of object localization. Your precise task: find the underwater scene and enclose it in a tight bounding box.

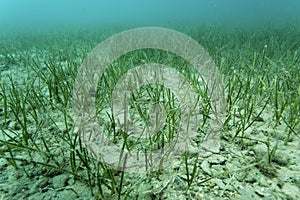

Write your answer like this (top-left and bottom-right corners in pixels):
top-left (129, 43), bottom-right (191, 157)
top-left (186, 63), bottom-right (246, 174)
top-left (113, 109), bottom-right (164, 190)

top-left (0, 0), bottom-right (300, 199)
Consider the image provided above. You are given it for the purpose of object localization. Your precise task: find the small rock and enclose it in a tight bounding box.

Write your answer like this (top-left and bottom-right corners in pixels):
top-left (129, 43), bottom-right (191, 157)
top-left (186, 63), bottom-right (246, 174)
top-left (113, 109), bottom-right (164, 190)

top-left (200, 160), bottom-right (211, 175)
top-left (245, 172), bottom-right (258, 184)
top-left (252, 144), bottom-right (266, 158)
top-left (237, 185), bottom-right (256, 198)
top-left (30, 178), bottom-right (50, 194)
top-left (258, 176), bottom-right (269, 187)
top-left (210, 165), bottom-right (225, 176)
top-left (221, 181), bottom-right (235, 191)
top-left (272, 152), bottom-right (290, 166)
top-left (207, 154), bottom-right (227, 165)
top-left (54, 189), bottom-right (79, 200)
top-left (282, 183), bottom-right (300, 199)
top-left (255, 187), bottom-right (266, 197)
top-left (212, 179), bottom-right (226, 190)
top-left (52, 174), bottom-right (70, 189)
top-left (8, 120), bottom-right (21, 130)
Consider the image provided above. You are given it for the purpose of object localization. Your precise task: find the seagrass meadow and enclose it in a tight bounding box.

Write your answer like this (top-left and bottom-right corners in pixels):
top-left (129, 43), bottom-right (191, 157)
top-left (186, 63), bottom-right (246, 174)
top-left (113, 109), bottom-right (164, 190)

top-left (0, 24), bottom-right (300, 199)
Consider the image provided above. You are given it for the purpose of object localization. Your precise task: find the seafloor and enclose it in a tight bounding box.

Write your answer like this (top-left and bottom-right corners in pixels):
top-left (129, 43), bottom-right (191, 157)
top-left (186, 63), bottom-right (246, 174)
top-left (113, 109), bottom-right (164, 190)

top-left (0, 24), bottom-right (299, 199)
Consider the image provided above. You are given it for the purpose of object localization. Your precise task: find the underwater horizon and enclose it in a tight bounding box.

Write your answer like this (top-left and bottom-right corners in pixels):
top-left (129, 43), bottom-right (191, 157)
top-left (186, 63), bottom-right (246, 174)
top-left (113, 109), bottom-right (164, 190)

top-left (0, 1), bottom-right (300, 200)
top-left (0, 0), bottom-right (300, 31)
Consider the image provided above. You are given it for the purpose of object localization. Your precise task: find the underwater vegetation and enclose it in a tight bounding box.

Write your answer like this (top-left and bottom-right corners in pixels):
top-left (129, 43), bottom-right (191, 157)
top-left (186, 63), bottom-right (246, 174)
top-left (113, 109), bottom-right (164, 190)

top-left (0, 24), bottom-right (300, 199)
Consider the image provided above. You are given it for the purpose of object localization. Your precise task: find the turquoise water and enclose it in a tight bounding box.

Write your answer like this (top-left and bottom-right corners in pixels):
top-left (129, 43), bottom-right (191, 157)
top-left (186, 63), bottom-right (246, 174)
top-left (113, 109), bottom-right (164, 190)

top-left (0, 0), bottom-right (299, 30)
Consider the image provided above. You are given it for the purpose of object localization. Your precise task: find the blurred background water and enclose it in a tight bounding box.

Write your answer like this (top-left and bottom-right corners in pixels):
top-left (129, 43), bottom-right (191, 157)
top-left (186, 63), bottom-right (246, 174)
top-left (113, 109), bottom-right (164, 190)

top-left (0, 0), bottom-right (299, 31)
